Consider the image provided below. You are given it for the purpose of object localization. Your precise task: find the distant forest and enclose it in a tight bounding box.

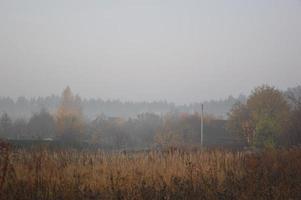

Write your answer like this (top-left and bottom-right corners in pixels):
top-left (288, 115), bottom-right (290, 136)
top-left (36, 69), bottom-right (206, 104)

top-left (1, 86), bottom-right (300, 121)
top-left (0, 94), bottom-right (245, 120)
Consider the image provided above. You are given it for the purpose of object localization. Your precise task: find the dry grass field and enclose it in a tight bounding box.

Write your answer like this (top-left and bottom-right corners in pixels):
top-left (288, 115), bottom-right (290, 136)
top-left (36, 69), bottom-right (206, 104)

top-left (1, 145), bottom-right (301, 200)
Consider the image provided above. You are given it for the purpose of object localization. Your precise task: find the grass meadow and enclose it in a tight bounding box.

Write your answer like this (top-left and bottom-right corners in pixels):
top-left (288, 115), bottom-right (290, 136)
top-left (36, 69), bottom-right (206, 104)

top-left (1, 144), bottom-right (301, 200)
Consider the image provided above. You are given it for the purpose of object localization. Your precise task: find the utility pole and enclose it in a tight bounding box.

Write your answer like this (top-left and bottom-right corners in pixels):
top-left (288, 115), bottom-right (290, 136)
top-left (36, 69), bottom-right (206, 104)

top-left (201, 103), bottom-right (204, 147)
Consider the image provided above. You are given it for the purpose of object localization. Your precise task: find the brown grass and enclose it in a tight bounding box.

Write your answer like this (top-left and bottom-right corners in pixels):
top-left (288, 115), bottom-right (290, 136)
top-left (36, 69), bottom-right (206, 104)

top-left (1, 147), bottom-right (301, 200)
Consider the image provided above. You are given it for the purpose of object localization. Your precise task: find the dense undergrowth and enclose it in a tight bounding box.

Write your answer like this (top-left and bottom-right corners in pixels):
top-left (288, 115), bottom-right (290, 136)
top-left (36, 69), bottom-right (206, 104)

top-left (1, 144), bottom-right (301, 200)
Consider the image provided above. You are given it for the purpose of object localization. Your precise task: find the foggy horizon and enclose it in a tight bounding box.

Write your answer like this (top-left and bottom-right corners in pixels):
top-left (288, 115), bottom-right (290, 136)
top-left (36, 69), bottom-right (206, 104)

top-left (1, 0), bottom-right (301, 104)
top-left (0, 85), bottom-right (298, 106)
top-left (1, 2), bottom-right (301, 197)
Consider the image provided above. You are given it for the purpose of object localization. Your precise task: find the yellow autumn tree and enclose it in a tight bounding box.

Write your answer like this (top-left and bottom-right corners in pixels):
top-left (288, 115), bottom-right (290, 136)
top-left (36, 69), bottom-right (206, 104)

top-left (56, 86), bottom-right (84, 141)
top-left (227, 85), bottom-right (290, 148)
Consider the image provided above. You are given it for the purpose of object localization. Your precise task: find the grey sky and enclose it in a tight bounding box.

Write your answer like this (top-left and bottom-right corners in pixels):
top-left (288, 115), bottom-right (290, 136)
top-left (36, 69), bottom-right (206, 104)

top-left (0, 0), bottom-right (300, 104)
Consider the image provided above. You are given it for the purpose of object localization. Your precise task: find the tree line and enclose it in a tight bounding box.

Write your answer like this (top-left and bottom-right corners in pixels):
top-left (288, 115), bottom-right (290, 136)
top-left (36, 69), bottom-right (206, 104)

top-left (0, 93), bottom-right (244, 120)
top-left (0, 87), bottom-right (242, 149)
top-left (0, 85), bottom-right (300, 149)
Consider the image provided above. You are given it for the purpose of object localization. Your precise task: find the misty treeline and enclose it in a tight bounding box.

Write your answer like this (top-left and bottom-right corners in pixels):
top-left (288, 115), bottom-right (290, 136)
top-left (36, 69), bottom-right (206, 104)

top-left (0, 93), bottom-right (243, 121)
top-left (0, 85), bottom-right (301, 149)
top-left (0, 87), bottom-right (240, 149)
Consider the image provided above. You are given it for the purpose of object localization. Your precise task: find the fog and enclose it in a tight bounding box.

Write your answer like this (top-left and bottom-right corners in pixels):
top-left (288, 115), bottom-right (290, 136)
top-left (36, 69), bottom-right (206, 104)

top-left (0, 0), bottom-right (301, 104)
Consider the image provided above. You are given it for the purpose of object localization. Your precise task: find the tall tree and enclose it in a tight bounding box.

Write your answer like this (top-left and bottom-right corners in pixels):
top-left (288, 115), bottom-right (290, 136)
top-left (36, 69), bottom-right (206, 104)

top-left (28, 109), bottom-right (55, 139)
top-left (0, 113), bottom-right (12, 139)
top-left (284, 86), bottom-right (301, 145)
top-left (227, 102), bottom-right (253, 144)
top-left (227, 85), bottom-right (289, 148)
top-left (56, 87), bottom-right (84, 141)
top-left (12, 119), bottom-right (28, 140)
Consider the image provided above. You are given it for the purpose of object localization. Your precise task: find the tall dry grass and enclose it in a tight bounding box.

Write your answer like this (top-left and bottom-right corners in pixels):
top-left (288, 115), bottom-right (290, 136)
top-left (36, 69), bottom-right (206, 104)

top-left (0, 146), bottom-right (301, 200)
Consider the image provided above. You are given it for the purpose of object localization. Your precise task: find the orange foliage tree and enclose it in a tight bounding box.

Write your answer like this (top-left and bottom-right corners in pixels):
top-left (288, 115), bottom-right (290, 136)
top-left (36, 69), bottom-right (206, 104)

top-left (56, 86), bottom-right (84, 141)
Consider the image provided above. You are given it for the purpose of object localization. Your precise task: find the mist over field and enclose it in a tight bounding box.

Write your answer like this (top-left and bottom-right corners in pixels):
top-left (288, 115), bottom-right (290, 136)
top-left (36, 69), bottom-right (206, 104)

top-left (1, 1), bottom-right (301, 199)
